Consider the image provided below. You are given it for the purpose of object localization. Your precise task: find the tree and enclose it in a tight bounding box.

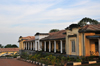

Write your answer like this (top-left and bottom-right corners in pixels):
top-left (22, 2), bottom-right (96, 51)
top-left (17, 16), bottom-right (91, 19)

top-left (78, 17), bottom-right (99, 26)
top-left (5, 44), bottom-right (12, 48)
top-left (12, 44), bottom-right (18, 48)
top-left (5, 44), bottom-right (18, 48)
top-left (49, 29), bottom-right (59, 33)
top-left (0, 44), bottom-right (4, 48)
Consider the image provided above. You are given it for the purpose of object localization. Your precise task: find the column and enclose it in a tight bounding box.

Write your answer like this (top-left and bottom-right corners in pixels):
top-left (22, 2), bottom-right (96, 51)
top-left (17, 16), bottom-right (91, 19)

top-left (40, 42), bottom-right (42, 51)
top-left (60, 40), bottom-right (63, 53)
top-left (99, 39), bottom-right (100, 56)
top-left (23, 43), bottom-right (24, 50)
top-left (25, 43), bottom-right (26, 50)
top-left (44, 41), bottom-right (46, 51)
top-left (54, 40), bottom-right (56, 53)
top-left (24, 43), bottom-right (25, 50)
top-left (28, 42), bottom-right (29, 50)
top-left (31, 42), bottom-right (32, 50)
top-left (26, 42), bottom-right (27, 50)
top-left (38, 42), bottom-right (39, 51)
top-left (49, 41), bottom-right (51, 52)
top-left (33, 42), bottom-right (34, 50)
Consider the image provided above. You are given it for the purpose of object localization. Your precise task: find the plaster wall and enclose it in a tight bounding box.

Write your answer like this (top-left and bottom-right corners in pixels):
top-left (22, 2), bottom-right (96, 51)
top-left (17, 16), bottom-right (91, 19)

top-left (84, 33), bottom-right (95, 56)
top-left (35, 35), bottom-right (49, 51)
top-left (66, 28), bottom-right (80, 56)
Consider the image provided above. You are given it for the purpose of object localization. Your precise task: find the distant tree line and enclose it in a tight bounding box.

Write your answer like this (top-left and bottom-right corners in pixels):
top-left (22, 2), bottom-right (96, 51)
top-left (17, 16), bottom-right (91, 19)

top-left (0, 44), bottom-right (18, 48)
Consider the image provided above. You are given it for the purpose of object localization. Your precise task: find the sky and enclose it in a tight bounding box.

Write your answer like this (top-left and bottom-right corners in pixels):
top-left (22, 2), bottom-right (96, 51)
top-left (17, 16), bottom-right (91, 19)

top-left (0, 0), bottom-right (100, 46)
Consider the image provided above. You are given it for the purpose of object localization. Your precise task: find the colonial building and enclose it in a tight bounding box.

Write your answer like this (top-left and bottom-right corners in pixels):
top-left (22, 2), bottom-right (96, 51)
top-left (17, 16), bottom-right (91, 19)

top-left (66, 24), bottom-right (100, 56)
top-left (19, 24), bottom-right (100, 56)
top-left (18, 36), bottom-right (35, 54)
top-left (40, 30), bottom-right (66, 54)
top-left (18, 30), bottom-right (66, 54)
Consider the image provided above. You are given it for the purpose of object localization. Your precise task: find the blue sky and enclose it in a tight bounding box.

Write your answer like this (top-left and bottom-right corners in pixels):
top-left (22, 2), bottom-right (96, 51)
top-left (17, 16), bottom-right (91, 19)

top-left (0, 0), bottom-right (100, 46)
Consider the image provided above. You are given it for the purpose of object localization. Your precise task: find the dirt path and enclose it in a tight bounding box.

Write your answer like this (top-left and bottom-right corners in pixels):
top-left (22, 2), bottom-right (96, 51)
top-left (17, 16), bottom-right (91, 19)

top-left (0, 58), bottom-right (40, 66)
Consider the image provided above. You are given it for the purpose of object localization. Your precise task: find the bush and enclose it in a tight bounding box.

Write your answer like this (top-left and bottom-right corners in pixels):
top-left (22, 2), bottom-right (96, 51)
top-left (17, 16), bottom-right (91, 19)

top-left (20, 52), bottom-right (100, 65)
top-left (82, 56), bottom-right (86, 61)
top-left (76, 59), bottom-right (82, 62)
top-left (5, 55), bottom-right (12, 57)
top-left (21, 52), bottom-right (29, 60)
top-left (13, 54), bottom-right (18, 58)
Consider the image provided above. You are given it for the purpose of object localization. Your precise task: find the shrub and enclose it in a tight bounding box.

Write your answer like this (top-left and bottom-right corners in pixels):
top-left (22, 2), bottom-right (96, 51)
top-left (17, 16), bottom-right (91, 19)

top-left (21, 52), bottom-right (29, 60)
top-left (76, 59), bottom-right (82, 62)
top-left (88, 55), bottom-right (95, 61)
top-left (56, 58), bottom-right (62, 66)
top-left (67, 57), bottom-right (75, 62)
top-left (82, 56), bottom-right (86, 61)
top-left (29, 54), bottom-right (33, 60)
top-left (5, 55), bottom-right (12, 57)
top-left (13, 54), bottom-right (19, 58)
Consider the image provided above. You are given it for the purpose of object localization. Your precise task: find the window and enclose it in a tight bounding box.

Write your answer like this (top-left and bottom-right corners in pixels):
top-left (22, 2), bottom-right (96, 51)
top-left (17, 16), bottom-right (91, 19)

top-left (72, 40), bottom-right (75, 52)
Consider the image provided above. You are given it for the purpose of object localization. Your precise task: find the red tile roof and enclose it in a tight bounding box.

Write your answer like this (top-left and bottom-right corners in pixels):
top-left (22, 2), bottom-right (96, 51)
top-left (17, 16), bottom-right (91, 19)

top-left (79, 24), bottom-right (100, 32)
top-left (23, 36), bottom-right (35, 42)
top-left (18, 36), bottom-right (35, 42)
top-left (40, 30), bottom-right (66, 41)
top-left (0, 48), bottom-right (19, 52)
top-left (22, 36), bottom-right (35, 40)
top-left (82, 24), bottom-right (100, 30)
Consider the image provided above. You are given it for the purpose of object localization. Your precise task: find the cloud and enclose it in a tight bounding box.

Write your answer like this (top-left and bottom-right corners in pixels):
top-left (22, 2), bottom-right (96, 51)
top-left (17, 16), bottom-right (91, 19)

top-left (0, 0), bottom-right (100, 46)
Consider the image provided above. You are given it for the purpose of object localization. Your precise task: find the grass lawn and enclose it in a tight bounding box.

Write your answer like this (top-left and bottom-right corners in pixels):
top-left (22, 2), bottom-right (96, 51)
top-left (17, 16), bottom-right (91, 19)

top-left (79, 63), bottom-right (100, 66)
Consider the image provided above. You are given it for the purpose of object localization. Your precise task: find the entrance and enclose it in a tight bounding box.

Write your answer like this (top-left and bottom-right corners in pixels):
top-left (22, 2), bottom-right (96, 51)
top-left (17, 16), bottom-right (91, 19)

top-left (95, 42), bottom-right (98, 52)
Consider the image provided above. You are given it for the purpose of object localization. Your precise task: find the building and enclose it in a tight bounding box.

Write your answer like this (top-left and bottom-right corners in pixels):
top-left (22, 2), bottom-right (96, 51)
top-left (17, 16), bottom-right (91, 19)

top-left (66, 24), bottom-right (100, 56)
top-left (18, 36), bottom-right (35, 54)
top-left (19, 24), bottom-right (100, 56)
top-left (18, 30), bottom-right (66, 54)
top-left (0, 48), bottom-right (19, 56)
top-left (40, 30), bottom-right (66, 54)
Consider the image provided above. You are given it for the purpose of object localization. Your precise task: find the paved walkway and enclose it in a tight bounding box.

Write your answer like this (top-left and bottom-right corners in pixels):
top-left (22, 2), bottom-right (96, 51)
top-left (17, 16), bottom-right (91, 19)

top-left (0, 58), bottom-right (40, 66)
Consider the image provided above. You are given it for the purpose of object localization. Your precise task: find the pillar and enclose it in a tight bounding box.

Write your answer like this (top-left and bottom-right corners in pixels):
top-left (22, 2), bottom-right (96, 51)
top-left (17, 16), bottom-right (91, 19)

top-left (38, 42), bottom-right (39, 51)
top-left (23, 43), bottom-right (24, 50)
top-left (44, 41), bottom-right (46, 51)
top-left (60, 40), bottom-right (63, 53)
top-left (40, 42), bottom-right (42, 51)
top-left (31, 42), bottom-right (32, 50)
top-left (33, 42), bottom-right (34, 50)
top-left (26, 42), bottom-right (27, 50)
top-left (49, 41), bottom-right (51, 52)
top-left (33, 42), bottom-right (35, 50)
top-left (24, 43), bottom-right (25, 50)
top-left (28, 42), bottom-right (29, 50)
top-left (99, 39), bottom-right (100, 56)
top-left (54, 40), bottom-right (56, 53)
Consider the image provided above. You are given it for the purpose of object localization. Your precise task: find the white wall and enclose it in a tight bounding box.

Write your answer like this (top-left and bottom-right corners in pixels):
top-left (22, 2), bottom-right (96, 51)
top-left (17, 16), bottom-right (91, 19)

top-left (35, 34), bottom-right (49, 51)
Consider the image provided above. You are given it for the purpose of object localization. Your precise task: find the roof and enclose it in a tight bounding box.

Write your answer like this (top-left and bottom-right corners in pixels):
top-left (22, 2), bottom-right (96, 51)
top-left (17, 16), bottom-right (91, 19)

top-left (24, 36), bottom-right (35, 42)
top-left (0, 48), bottom-right (19, 52)
top-left (18, 36), bottom-right (35, 42)
top-left (40, 30), bottom-right (66, 41)
top-left (22, 36), bottom-right (35, 40)
top-left (65, 24), bottom-right (80, 30)
top-left (35, 32), bottom-right (49, 36)
top-left (79, 24), bottom-right (100, 33)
